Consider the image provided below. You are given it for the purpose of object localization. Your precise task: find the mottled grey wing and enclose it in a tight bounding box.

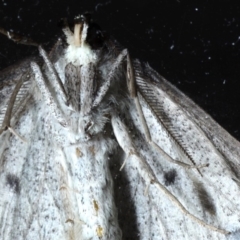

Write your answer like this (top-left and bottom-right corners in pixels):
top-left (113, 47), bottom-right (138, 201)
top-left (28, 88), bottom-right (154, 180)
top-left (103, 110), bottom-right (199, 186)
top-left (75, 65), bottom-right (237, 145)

top-left (113, 60), bottom-right (240, 239)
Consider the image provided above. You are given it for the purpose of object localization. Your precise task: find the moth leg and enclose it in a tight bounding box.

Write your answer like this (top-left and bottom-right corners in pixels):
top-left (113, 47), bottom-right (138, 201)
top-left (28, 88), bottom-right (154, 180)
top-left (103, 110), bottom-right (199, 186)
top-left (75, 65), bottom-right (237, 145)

top-left (111, 114), bottom-right (229, 235)
top-left (0, 73), bottom-right (28, 142)
top-left (126, 54), bottom-right (207, 170)
top-left (30, 62), bottom-right (68, 127)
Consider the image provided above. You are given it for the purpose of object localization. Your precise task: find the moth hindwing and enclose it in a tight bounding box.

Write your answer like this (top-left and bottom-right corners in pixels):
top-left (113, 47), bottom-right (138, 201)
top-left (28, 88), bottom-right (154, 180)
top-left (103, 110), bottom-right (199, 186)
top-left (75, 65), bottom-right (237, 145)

top-left (0, 14), bottom-right (240, 240)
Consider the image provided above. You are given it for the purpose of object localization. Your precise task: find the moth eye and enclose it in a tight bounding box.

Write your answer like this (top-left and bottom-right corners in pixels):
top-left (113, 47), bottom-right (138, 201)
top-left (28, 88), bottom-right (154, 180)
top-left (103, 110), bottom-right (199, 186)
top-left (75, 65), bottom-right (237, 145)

top-left (163, 169), bottom-right (177, 186)
top-left (86, 23), bottom-right (105, 49)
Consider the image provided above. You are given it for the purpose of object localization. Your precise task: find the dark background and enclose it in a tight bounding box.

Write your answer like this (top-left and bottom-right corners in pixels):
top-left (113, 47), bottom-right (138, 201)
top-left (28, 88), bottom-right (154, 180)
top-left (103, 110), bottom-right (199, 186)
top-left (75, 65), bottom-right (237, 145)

top-left (1, 0), bottom-right (240, 140)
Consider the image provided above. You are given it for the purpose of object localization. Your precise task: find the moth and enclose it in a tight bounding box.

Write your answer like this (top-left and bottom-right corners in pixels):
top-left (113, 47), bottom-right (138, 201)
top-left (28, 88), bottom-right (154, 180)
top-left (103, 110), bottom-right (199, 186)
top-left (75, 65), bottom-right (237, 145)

top-left (0, 13), bottom-right (240, 240)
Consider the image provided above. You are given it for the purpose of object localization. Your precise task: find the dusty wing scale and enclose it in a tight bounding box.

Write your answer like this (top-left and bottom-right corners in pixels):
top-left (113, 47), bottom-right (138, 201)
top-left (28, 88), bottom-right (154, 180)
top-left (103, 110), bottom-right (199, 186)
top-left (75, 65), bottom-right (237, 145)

top-left (1, 14), bottom-right (240, 240)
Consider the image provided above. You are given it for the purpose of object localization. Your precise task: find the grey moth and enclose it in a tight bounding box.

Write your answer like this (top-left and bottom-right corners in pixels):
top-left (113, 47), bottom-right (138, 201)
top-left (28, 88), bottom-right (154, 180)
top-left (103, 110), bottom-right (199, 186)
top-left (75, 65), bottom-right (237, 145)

top-left (0, 14), bottom-right (240, 240)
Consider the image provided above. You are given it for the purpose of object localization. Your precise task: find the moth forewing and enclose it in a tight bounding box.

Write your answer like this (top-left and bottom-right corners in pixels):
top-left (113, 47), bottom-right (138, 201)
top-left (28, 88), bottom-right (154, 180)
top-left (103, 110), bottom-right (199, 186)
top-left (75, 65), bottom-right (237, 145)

top-left (1, 13), bottom-right (240, 240)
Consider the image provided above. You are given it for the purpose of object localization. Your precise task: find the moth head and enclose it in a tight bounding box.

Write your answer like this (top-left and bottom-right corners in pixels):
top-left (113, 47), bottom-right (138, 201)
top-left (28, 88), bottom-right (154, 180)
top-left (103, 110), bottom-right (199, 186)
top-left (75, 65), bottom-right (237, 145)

top-left (63, 13), bottom-right (105, 66)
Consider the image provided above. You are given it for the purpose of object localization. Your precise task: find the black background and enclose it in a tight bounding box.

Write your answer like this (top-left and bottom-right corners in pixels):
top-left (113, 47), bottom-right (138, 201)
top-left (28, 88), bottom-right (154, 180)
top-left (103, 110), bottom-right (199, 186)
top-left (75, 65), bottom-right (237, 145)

top-left (1, 0), bottom-right (240, 140)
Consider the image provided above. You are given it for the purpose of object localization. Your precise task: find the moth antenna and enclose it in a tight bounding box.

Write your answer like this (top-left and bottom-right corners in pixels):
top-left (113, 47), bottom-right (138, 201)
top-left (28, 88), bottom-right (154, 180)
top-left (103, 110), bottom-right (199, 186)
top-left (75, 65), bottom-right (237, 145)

top-left (126, 53), bottom-right (137, 97)
top-left (93, 49), bottom-right (128, 108)
top-left (136, 91), bottom-right (205, 169)
top-left (136, 62), bottom-right (211, 175)
top-left (0, 72), bottom-right (27, 135)
top-left (0, 74), bottom-right (24, 134)
top-left (38, 46), bottom-right (68, 104)
top-left (111, 114), bottom-right (229, 235)
top-left (30, 62), bottom-right (68, 127)
top-left (127, 56), bottom-right (207, 171)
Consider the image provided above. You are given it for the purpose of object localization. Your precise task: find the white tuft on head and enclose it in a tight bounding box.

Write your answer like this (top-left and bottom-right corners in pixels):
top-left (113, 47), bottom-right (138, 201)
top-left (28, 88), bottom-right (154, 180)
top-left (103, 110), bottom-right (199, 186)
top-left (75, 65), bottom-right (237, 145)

top-left (65, 44), bottom-right (97, 66)
top-left (64, 21), bottom-right (97, 66)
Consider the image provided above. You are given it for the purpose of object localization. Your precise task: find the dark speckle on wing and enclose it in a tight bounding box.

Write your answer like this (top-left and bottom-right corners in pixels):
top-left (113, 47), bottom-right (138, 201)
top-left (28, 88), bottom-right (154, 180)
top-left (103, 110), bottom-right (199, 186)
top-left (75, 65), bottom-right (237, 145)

top-left (164, 169), bottom-right (177, 186)
top-left (6, 173), bottom-right (21, 194)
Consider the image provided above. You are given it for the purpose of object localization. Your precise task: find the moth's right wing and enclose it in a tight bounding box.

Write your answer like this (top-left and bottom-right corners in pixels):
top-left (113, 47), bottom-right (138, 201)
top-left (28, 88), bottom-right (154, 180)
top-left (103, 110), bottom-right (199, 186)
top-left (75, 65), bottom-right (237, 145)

top-left (113, 59), bottom-right (240, 240)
